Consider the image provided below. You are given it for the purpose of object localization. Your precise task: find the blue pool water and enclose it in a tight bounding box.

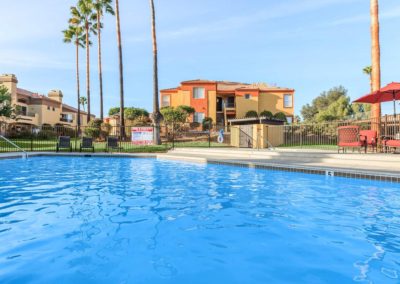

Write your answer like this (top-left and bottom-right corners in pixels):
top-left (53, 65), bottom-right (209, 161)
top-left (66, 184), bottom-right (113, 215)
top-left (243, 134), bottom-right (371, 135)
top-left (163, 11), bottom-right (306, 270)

top-left (0, 157), bottom-right (399, 284)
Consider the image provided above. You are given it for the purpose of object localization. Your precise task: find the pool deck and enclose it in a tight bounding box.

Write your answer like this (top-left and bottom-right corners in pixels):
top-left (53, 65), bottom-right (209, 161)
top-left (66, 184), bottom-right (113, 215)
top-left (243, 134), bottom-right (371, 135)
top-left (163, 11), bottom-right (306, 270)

top-left (157, 148), bottom-right (400, 182)
top-left (1, 149), bottom-right (400, 182)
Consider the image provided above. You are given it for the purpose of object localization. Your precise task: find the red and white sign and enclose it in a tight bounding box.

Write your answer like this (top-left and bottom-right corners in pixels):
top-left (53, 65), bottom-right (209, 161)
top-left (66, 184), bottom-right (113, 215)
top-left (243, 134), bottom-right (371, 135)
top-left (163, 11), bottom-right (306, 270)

top-left (131, 127), bottom-right (154, 145)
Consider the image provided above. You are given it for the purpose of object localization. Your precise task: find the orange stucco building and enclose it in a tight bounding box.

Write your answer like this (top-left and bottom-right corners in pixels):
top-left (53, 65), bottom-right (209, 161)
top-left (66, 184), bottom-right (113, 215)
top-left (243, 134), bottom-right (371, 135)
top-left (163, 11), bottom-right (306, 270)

top-left (160, 80), bottom-right (295, 126)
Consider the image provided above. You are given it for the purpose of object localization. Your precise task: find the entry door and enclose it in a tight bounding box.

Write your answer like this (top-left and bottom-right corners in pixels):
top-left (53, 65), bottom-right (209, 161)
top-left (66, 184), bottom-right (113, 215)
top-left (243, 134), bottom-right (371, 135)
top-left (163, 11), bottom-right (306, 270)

top-left (239, 125), bottom-right (253, 148)
top-left (216, 97), bottom-right (223, 112)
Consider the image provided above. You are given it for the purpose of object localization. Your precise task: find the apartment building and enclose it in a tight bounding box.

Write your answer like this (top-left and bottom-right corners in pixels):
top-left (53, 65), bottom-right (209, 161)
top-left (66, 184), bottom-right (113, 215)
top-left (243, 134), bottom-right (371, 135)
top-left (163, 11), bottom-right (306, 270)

top-left (160, 80), bottom-right (295, 126)
top-left (0, 74), bottom-right (94, 128)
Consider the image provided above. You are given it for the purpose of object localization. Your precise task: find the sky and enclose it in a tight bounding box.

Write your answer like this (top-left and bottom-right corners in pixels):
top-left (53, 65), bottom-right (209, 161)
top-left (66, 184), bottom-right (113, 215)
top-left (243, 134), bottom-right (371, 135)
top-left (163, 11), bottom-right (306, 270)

top-left (1, 0), bottom-right (400, 117)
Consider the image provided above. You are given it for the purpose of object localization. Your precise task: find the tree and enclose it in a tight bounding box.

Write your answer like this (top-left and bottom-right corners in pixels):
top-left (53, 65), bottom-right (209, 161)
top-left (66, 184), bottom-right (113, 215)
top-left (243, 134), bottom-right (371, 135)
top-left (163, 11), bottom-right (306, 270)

top-left (94, 0), bottom-right (114, 121)
top-left (301, 86), bottom-right (367, 122)
top-left (370, 0), bottom-right (381, 119)
top-left (245, 110), bottom-right (258, 118)
top-left (149, 0), bottom-right (162, 145)
top-left (63, 24), bottom-right (85, 130)
top-left (125, 107), bottom-right (149, 120)
top-left (0, 86), bottom-right (13, 118)
top-left (80, 96), bottom-right (87, 111)
top-left (363, 66), bottom-right (373, 92)
top-left (115, 0), bottom-right (125, 137)
top-left (70, 0), bottom-right (97, 123)
top-left (108, 107), bottom-right (120, 116)
top-left (160, 106), bottom-right (191, 124)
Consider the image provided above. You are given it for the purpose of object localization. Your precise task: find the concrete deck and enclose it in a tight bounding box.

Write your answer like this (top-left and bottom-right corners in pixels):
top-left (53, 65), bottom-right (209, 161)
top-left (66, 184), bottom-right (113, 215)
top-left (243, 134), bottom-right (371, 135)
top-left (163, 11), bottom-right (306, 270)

top-left (156, 148), bottom-right (400, 181)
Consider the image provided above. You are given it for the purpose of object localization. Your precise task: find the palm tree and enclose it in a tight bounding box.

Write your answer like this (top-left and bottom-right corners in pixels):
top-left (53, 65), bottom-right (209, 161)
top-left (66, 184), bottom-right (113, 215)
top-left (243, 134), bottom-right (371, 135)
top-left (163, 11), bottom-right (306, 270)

top-left (149, 0), bottom-right (162, 145)
top-left (94, 0), bottom-right (115, 121)
top-left (363, 66), bottom-right (373, 92)
top-left (63, 24), bottom-right (85, 130)
top-left (115, 0), bottom-right (125, 137)
top-left (80, 96), bottom-right (88, 111)
top-left (370, 0), bottom-right (381, 120)
top-left (70, 0), bottom-right (96, 123)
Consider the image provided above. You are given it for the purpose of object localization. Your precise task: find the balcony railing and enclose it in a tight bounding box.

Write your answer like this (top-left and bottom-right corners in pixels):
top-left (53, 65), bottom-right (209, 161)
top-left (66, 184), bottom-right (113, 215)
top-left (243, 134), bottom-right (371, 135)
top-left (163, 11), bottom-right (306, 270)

top-left (60, 118), bottom-right (74, 123)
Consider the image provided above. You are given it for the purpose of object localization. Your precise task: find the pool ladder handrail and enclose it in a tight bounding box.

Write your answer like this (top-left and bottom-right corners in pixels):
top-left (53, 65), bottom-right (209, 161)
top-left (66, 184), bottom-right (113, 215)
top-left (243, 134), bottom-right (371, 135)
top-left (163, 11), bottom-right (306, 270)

top-left (0, 135), bottom-right (28, 159)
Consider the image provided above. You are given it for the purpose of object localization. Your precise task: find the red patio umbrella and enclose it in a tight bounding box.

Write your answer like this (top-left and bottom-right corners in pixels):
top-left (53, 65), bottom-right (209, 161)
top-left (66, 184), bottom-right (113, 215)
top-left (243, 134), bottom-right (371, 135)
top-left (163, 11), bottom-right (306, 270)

top-left (354, 82), bottom-right (400, 116)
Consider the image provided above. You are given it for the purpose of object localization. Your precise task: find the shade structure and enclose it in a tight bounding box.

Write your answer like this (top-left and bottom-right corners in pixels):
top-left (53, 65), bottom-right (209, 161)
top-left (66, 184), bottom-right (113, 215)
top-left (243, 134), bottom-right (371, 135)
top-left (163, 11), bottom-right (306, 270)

top-left (353, 82), bottom-right (400, 116)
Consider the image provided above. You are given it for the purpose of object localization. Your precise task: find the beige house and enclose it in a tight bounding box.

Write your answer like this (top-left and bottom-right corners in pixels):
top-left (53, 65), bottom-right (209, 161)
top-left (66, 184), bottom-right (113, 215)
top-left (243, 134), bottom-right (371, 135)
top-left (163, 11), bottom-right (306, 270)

top-left (0, 74), bottom-right (94, 128)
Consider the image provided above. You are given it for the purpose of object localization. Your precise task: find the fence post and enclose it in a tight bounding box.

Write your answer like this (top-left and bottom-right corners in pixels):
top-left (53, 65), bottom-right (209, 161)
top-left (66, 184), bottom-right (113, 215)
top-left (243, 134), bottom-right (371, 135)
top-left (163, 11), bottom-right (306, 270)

top-left (208, 121), bottom-right (212, 148)
top-left (30, 127), bottom-right (33, 151)
top-left (74, 126), bottom-right (78, 152)
top-left (172, 122), bottom-right (175, 149)
top-left (300, 125), bottom-right (303, 148)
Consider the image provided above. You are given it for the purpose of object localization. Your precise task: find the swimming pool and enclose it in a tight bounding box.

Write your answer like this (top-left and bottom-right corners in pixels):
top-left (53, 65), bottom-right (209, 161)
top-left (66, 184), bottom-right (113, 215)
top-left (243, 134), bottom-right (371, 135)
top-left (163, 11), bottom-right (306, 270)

top-left (0, 157), bottom-right (399, 283)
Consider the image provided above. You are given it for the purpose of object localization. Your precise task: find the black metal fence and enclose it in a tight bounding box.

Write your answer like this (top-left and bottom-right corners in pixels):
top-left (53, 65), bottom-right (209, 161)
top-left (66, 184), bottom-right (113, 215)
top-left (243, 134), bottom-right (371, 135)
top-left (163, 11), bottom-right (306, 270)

top-left (0, 122), bottom-right (232, 153)
top-left (267, 115), bottom-right (400, 150)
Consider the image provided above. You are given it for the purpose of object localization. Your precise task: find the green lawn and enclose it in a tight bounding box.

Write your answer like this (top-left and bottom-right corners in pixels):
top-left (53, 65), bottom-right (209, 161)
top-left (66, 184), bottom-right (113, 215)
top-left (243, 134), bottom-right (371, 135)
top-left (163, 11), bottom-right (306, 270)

top-left (172, 141), bottom-right (231, 148)
top-left (0, 139), bottom-right (171, 153)
top-left (277, 143), bottom-right (337, 150)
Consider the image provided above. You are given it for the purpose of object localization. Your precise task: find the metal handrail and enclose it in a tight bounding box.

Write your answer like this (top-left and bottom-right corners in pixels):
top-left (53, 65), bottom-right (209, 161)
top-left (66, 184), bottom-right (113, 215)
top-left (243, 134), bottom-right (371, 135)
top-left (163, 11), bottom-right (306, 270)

top-left (0, 135), bottom-right (28, 158)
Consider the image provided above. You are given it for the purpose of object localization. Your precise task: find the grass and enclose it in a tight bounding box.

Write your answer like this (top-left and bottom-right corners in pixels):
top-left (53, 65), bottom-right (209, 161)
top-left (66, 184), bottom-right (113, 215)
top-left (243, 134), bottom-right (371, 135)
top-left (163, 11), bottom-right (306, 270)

top-left (277, 143), bottom-right (337, 150)
top-left (0, 139), bottom-right (171, 153)
top-left (172, 141), bottom-right (231, 148)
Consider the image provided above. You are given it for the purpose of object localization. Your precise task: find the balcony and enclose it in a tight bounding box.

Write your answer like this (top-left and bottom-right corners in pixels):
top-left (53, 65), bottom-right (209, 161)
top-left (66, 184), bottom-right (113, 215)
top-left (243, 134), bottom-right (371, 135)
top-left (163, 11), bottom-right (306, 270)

top-left (60, 117), bottom-right (74, 124)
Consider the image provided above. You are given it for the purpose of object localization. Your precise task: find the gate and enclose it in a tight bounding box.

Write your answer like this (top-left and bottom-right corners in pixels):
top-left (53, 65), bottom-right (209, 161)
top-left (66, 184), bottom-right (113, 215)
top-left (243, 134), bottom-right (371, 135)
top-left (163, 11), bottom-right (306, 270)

top-left (239, 125), bottom-right (253, 148)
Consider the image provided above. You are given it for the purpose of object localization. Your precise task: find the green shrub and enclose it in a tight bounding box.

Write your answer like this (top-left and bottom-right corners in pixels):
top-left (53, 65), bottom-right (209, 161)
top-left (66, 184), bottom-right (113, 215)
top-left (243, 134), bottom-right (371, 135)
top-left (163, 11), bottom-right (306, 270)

top-left (84, 119), bottom-right (108, 139)
top-left (245, 110), bottom-right (258, 118)
top-left (202, 117), bottom-right (213, 131)
top-left (274, 112), bottom-right (287, 122)
top-left (260, 110), bottom-right (273, 118)
top-left (37, 130), bottom-right (57, 140)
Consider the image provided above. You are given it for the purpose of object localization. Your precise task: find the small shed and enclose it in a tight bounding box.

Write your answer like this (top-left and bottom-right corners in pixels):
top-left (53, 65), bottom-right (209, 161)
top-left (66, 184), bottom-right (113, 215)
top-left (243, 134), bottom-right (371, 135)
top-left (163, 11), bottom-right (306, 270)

top-left (229, 117), bottom-right (285, 149)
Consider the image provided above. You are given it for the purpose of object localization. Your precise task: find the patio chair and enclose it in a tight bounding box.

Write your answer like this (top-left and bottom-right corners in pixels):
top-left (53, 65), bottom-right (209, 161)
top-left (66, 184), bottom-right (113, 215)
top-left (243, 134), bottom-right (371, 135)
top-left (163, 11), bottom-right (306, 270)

top-left (359, 130), bottom-right (377, 152)
top-left (106, 137), bottom-right (122, 152)
top-left (337, 126), bottom-right (366, 153)
top-left (56, 136), bottom-right (72, 152)
top-left (382, 136), bottom-right (400, 153)
top-left (80, 137), bottom-right (94, 153)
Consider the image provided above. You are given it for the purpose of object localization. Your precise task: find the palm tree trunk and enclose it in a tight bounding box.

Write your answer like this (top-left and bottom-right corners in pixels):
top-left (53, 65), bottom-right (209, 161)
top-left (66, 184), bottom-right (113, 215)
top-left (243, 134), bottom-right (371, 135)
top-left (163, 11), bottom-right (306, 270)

top-left (97, 12), bottom-right (104, 121)
top-left (86, 24), bottom-right (91, 124)
top-left (76, 39), bottom-right (81, 131)
top-left (115, 0), bottom-right (125, 138)
top-left (150, 0), bottom-right (161, 145)
top-left (371, 0), bottom-right (381, 120)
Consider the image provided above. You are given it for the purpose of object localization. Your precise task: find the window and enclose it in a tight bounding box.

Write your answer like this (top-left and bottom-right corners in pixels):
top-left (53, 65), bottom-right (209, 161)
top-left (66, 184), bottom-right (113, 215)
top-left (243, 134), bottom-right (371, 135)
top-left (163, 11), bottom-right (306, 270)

top-left (194, 112), bottom-right (205, 123)
top-left (193, 87), bottom-right (205, 99)
top-left (47, 106), bottom-right (50, 110)
top-left (52, 107), bottom-right (55, 111)
top-left (284, 94), bottom-right (293, 108)
top-left (286, 116), bottom-right (293, 124)
top-left (161, 95), bottom-right (170, 107)
top-left (244, 94), bottom-right (251, 100)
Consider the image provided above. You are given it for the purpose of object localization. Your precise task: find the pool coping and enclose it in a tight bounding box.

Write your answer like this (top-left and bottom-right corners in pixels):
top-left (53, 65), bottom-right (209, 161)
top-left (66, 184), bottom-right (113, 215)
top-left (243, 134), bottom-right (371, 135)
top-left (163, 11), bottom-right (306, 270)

top-left (2, 152), bottom-right (400, 183)
top-left (156, 154), bottom-right (400, 183)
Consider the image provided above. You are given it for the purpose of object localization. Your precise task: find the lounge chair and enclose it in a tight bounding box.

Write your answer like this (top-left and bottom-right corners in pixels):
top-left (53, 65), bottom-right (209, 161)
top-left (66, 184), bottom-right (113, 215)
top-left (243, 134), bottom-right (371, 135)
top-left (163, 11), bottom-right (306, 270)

top-left (359, 130), bottom-right (377, 152)
top-left (56, 136), bottom-right (72, 152)
top-left (383, 136), bottom-right (400, 153)
top-left (337, 126), bottom-right (366, 153)
top-left (80, 137), bottom-right (94, 153)
top-left (106, 137), bottom-right (122, 152)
